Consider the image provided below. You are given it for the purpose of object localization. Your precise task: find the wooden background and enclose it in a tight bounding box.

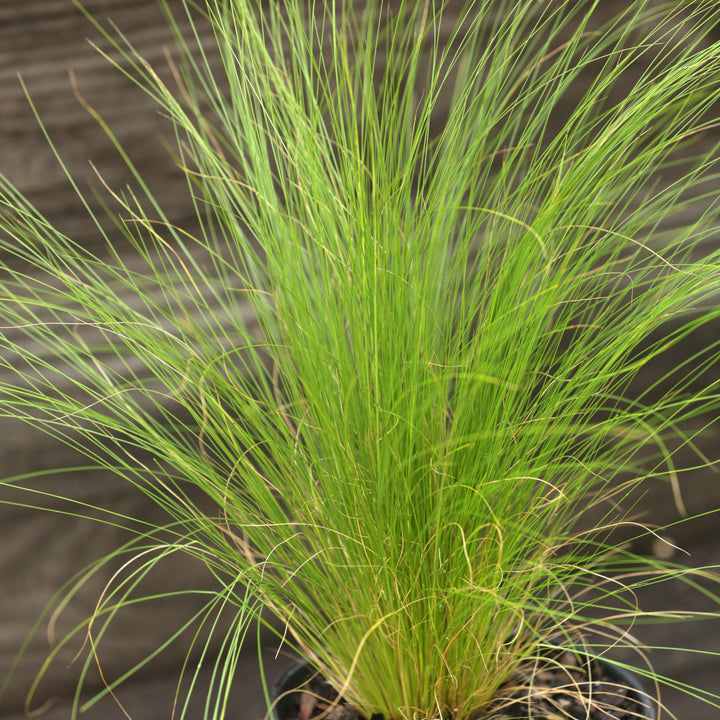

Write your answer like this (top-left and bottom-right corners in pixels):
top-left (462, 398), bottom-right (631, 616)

top-left (1, 1), bottom-right (719, 718)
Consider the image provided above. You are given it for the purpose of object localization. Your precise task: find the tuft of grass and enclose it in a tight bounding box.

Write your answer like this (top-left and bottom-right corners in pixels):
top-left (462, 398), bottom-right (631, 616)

top-left (3, 1), bottom-right (720, 718)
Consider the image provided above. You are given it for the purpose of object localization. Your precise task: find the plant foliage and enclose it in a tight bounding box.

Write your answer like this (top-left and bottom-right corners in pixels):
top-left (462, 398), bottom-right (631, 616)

top-left (2, 0), bottom-right (720, 718)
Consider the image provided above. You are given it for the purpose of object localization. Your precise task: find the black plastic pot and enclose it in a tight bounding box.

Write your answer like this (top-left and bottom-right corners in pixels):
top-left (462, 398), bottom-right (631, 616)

top-left (269, 652), bottom-right (656, 720)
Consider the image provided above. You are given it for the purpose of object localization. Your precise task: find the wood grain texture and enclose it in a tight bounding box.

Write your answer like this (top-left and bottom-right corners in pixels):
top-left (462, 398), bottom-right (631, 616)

top-left (1, 1), bottom-right (719, 718)
top-left (0, 1), bottom-right (244, 713)
top-left (1, 0), bottom-right (208, 246)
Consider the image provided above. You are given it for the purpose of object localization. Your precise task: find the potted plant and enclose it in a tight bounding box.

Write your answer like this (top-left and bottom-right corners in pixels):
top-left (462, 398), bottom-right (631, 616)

top-left (2, 0), bottom-right (720, 718)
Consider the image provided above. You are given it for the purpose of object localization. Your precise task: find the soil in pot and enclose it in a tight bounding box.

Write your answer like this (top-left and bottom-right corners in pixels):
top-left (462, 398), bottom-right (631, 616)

top-left (270, 647), bottom-right (654, 720)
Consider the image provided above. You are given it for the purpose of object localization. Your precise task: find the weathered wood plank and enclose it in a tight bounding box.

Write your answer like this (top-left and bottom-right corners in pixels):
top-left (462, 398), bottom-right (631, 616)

top-left (1, 1), bottom-right (240, 710)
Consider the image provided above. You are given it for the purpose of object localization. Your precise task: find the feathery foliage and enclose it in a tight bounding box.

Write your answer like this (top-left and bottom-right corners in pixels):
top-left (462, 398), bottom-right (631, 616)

top-left (3, 1), bottom-right (720, 718)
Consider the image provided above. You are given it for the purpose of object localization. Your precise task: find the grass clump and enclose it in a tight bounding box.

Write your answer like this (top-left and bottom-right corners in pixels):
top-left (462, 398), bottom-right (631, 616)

top-left (3, 1), bottom-right (720, 718)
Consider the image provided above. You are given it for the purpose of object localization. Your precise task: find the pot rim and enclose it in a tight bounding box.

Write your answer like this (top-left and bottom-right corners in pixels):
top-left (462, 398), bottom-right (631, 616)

top-left (268, 651), bottom-right (656, 720)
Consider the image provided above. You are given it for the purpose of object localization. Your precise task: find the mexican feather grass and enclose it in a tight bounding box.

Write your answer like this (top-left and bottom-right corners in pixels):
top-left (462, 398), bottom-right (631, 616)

top-left (3, 1), bottom-right (720, 718)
